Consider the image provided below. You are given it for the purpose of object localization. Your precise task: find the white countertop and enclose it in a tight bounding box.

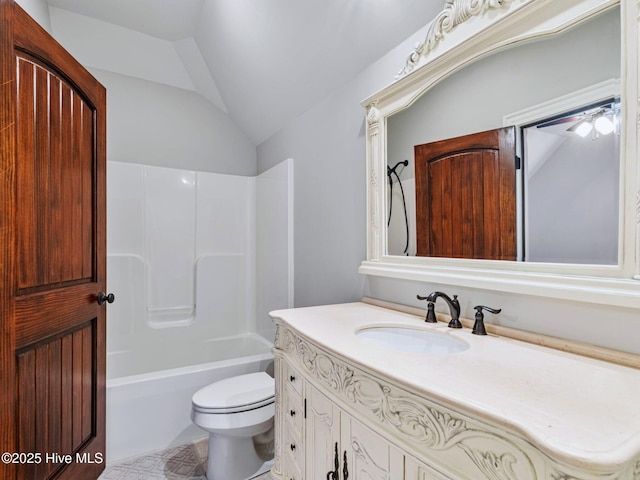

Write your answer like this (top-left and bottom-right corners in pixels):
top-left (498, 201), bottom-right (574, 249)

top-left (270, 302), bottom-right (640, 470)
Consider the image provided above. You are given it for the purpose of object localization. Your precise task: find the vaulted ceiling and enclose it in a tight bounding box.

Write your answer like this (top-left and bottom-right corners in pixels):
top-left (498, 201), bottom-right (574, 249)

top-left (45, 0), bottom-right (443, 145)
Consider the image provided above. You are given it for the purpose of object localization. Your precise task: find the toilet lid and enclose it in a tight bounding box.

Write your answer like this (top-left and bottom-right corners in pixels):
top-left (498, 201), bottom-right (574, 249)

top-left (192, 372), bottom-right (274, 413)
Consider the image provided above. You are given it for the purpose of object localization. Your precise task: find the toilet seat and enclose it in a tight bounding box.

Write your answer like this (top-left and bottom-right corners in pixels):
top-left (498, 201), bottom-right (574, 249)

top-left (192, 372), bottom-right (274, 415)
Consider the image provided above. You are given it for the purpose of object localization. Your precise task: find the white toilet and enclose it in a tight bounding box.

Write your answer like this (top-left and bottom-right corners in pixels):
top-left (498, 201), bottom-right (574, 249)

top-left (191, 372), bottom-right (275, 480)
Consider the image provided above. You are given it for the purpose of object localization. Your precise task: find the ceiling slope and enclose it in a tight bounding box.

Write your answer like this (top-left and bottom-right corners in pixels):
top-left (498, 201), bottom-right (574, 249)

top-left (46, 0), bottom-right (444, 145)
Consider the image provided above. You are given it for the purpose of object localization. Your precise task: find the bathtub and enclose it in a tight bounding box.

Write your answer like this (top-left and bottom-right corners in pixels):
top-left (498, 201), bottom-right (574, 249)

top-left (106, 333), bottom-right (274, 463)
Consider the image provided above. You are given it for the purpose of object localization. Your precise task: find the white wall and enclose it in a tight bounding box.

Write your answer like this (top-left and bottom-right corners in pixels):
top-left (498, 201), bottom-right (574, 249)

top-left (90, 68), bottom-right (256, 175)
top-left (48, 7), bottom-right (256, 176)
top-left (526, 130), bottom-right (619, 264)
top-left (257, 85), bottom-right (369, 306)
top-left (49, 7), bottom-right (193, 90)
top-left (16, 0), bottom-right (50, 32)
top-left (257, 9), bottom-right (640, 355)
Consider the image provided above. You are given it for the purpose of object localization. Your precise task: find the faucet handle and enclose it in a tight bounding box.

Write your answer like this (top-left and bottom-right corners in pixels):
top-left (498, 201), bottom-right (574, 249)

top-left (472, 305), bottom-right (502, 335)
top-left (416, 294), bottom-right (438, 322)
top-left (448, 294), bottom-right (462, 329)
top-left (451, 294), bottom-right (460, 309)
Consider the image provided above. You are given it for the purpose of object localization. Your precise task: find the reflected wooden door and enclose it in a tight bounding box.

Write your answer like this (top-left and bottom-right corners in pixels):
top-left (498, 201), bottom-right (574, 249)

top-left (0, 3), bottom-right (107, 479)
top-left (414, 127), bottom-right (517, 260)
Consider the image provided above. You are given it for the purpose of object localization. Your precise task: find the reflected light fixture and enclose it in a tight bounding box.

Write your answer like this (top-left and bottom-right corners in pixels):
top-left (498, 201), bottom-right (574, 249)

top-left (537, 100), bottom-right (620, 139)
top-left (594, 114), bottom-right (615, 135)
top-left (568, 108), bottom-right (616, 138)
top-left (570, 119), bottom-right (593, 138)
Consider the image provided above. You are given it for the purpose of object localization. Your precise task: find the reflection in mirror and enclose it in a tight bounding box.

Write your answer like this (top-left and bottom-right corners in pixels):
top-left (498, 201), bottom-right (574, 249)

top-left (413, 126), bottom-right (517, 260)
top-left (524, 98), bottom-right (620, 264)
top-left (386, 6), bottom-right (621, 264)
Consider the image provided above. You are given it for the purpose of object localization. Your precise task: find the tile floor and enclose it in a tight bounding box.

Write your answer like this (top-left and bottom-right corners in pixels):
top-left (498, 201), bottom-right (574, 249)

top-left (99, 440), bottom-right (271, 480)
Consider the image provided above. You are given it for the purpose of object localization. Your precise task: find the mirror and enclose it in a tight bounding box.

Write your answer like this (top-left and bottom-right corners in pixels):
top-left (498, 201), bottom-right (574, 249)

top-left (361, 0), bottom-right (640, 307)
top-left (386, 6), bottom-right (621, 263)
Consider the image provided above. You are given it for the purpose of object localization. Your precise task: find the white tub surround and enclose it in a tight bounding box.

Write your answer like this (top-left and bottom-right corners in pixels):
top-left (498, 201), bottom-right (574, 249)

top-left (105, 156), bottom-right (293, 464)
top-left (270, 302), bottom-right (640, 480)
top-left (107, 160), bottom-right (293, 365)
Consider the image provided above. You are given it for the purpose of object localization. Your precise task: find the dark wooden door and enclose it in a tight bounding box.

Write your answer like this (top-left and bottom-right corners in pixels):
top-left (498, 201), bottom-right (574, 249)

top-left (414, 127), bottom-right (516, 260)
top-left (0, 3), bottom-right (107, 479)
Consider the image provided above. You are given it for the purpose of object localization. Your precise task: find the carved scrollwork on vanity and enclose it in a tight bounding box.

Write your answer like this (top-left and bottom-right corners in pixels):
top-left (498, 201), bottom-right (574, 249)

top-left (351, 438), bottom-right (388, 480)
top-left (276, 323), bottom-right (540, 480)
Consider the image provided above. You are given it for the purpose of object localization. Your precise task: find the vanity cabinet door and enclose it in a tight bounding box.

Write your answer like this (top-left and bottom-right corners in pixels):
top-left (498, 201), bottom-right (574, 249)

top-left (305, 382), bottom-right (404, 479)
top-left (305, 383), bottom-right (341, 479)
top-left (340, 410), bottom-right (404, 479)
top-left (405, 456), bottom-right (455, 480)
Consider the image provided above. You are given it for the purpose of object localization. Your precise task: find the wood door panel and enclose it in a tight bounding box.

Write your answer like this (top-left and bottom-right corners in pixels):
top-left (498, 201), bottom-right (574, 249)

top-left (415, 127), bottom-right (516, 260)
top-left (17, 323), bottom-right (96, 480)
top-left (481, 150), bottom-right (500, 258)
top-left (14, 284), bottom-right (99, 350)
top-left (16, 55), bottom-right (95, 292)
top-left (0, 4), bottom-right (17, 479)
top-left (1, 4), bottom-right (107, 479)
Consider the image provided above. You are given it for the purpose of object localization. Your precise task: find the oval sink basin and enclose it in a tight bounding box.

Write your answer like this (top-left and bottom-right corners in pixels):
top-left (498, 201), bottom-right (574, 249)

top-left (356, 326), bottom-right (468, 354)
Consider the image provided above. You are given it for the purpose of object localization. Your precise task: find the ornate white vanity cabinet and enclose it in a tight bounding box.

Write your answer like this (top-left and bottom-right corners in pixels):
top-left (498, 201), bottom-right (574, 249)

top-left (270, 303), bottom-right (640, 480)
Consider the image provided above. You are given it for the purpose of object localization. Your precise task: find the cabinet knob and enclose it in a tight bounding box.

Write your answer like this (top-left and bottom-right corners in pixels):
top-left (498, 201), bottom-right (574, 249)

top-left (290, 443), bottom-right (296, 451)
top-left (290, 409), bottom-right (296, 416)
top-left (289, 375), bottom-right (296, 382)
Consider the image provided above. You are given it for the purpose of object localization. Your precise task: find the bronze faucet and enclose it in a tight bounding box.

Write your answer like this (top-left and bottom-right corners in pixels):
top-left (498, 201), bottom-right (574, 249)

top-left (417, 291), bottom-right (462, 328)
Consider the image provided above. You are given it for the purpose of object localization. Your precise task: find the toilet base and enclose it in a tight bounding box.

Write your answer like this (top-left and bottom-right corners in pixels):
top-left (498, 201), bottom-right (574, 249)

top-left (206, 433), bottom-right (266, 480)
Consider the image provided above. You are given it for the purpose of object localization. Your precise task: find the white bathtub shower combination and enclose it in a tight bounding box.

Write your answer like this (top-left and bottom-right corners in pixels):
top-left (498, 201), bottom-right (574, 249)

top-left (106, 160), bottom-right (293, 462)
top-left (106, 348), bottom-right (273, 462)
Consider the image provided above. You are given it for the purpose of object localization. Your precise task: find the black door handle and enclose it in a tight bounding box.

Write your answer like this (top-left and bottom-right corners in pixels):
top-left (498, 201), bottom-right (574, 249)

top-left (97, 292), bottom-right (115, 305)
top-left (343, 450), bottom-right (348, 480)
top-left (326, 442), bottom-right (339, 480)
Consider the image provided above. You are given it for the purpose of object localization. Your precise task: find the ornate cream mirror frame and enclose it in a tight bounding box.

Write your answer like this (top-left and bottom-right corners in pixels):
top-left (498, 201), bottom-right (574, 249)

top-left (360, 0), bottom-right (640, 308)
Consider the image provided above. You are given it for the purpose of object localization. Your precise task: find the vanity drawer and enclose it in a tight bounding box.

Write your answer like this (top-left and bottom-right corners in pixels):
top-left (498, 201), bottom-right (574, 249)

top-left (285, 363), bottom-right (303, 396)
top-left (282, 455), bottom-right (303, 480)
top-left (284, 384), bottom-right (304, 434)
top-left (283, 428), bottom-right (304, 479)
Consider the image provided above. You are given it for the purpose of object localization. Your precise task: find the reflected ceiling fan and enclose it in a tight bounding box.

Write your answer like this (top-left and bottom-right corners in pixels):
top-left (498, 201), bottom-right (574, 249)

top-left (535, 99), bottom-right (620, 137)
